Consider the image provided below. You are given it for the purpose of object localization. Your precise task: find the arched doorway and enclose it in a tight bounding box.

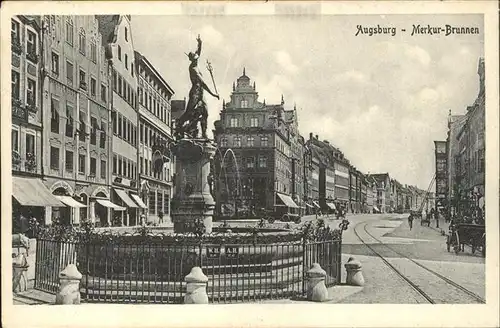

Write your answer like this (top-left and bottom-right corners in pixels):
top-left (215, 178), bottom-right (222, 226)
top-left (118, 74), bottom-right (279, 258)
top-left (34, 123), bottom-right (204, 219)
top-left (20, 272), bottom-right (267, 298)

top-left (53, 187), bottom-right (71, 225)
top-left (79, 193), bottom-right (88, 224)
top-left (94, 192), bottom-right (108, 227)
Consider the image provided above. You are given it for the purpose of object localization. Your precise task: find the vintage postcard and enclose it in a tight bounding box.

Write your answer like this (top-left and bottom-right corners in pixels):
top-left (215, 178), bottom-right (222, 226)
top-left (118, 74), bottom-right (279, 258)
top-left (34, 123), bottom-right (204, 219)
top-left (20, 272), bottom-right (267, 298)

top-left (1, 1), bottom-right (499, 327)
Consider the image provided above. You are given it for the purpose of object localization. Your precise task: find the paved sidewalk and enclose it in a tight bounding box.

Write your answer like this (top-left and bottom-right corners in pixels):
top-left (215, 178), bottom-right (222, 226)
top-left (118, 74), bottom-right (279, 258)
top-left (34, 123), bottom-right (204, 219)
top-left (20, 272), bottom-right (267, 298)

top-left (13, 289), bottom-right (55, 305)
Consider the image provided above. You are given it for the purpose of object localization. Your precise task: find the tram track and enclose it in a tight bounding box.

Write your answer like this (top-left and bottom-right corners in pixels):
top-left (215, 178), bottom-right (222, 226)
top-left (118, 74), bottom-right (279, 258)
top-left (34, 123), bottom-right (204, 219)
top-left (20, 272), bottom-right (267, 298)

top-left (353, 220), bottom-right (485, 304)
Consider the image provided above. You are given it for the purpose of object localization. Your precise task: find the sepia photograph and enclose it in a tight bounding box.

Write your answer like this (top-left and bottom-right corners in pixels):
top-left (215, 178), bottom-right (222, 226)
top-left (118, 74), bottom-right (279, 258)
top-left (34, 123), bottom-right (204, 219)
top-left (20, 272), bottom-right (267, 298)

top-left (2, 1), bottom-right (499, 328)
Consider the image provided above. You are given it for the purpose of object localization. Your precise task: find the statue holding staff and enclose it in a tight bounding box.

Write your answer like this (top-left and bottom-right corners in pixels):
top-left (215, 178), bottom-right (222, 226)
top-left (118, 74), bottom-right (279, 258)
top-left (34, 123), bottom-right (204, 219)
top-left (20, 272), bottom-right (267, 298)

top-left (175, 34), bottom-right (219, 139)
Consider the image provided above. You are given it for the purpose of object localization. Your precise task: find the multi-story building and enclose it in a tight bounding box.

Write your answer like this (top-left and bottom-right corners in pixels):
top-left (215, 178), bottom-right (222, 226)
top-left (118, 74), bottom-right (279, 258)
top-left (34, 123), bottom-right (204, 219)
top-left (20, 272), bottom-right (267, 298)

top-left (446, 58), bottom-right (485, 216)
top-left (446, 112), bottom-right (467, 216)
top-left (366, 175), bottom-right (377, 213)
top-left (332, 153), bottom-right (350, 208)
top-left (11, 15), bottom-right (66, 230)
top-left (213, 70), bottom-right (299, 218)
top-left (369, 173), bottom-right (391, 213)
top-left (40, 15), bottom-right (115, 227)
top-left (286, 107), bottom-right (305, 214)
top-left (97, 15), bottom-right (140, 226)
top-left (434, 140), bottom-right (448, 211)
top-left (135, 51), bottom-right (175, 224)
top-left (360, 173), bottom-right (367, 213)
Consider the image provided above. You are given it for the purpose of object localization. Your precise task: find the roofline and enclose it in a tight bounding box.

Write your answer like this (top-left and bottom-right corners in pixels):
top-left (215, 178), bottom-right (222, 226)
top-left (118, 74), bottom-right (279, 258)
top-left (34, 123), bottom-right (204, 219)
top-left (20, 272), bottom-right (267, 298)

top-left (135, 51), bottom-right (175, 96)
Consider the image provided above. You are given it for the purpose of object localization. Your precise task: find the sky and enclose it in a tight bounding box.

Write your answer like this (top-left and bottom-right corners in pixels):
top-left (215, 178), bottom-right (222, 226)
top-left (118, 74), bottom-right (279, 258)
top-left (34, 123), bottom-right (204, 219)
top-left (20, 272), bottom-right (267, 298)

top-left (131, 14), bottom-right (484, 190)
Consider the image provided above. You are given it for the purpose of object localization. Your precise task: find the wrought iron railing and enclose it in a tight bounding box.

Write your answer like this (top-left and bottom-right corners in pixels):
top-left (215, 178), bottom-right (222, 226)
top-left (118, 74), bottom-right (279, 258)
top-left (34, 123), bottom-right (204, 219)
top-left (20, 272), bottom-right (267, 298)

top-left (33, 221), bottom-right (343, 304)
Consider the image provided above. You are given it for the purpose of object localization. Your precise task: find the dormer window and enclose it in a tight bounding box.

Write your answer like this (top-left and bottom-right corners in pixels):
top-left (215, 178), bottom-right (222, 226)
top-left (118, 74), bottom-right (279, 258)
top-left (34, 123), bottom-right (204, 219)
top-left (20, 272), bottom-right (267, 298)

top-left (241, 99), bottom-right (249, 108)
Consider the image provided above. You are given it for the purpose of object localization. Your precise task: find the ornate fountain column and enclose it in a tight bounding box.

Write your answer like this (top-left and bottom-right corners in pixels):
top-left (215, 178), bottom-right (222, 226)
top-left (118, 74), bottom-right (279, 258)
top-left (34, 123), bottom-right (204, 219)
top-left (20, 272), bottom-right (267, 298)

top-left (171, 139), bottom-right (216, 234)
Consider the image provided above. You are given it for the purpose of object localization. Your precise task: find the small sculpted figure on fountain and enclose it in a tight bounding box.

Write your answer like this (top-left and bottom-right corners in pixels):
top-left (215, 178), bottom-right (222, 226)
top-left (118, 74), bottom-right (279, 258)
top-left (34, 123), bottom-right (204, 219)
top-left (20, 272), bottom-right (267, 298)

top-left (175, 34), bottom-right (219, 140)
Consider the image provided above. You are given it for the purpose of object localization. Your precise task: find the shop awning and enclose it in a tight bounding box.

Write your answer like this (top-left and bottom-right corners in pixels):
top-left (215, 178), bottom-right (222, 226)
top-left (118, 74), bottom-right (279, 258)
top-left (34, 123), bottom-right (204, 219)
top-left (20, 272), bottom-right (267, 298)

top-left (96, 199), bottom-right (125, 211)
top-left (114, 189), bottom-right (138, 208)
top-left (131, 194), bottom-right (147, 209)
top-left (276, 193), bottom-right (299, 208)
top-left (306, 203), bottom-right (314, 208)
top-left (327, 203), bottom-right (337, 210)
top-left (55, 196), bottom-right (86, 208)
top-left (12, 177), bottom-right (64, 207)
top-left (312, 201), bottom-right (320, 208)
top-left (373, 206), bottom-right (380, 212)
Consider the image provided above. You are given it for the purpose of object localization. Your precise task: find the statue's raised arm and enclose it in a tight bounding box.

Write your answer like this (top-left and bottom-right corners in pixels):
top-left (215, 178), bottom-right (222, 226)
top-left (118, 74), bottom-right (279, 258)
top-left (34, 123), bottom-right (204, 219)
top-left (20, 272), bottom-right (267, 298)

top-left (196, 34), bottom-right (202, 57)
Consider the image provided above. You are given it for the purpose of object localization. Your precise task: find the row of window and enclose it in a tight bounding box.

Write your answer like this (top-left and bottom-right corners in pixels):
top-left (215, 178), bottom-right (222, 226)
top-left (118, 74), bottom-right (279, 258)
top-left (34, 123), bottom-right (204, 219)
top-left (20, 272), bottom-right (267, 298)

top-left (112, 154), bottom-right (137, 180)
top-left (117, 44), bottom-right (134, 77)
top-left (11, 129), bottom-right (35, 156)
top-left (220, 135), bottom-right (269, 148)
top-left (50, 146), bottom-right (106, 179)
top-left (243, 156), bottom-right (268, 169)
top-left (139, 122), bottom-right (169, 149)
top-left (64, 18), bottom-right (98, 63)
top-left (11, 20), bottom-right (37, 56)
top-left (113, 70), bottom-right (136, 108)
top-left (228, 117), bottom-right (259, 128)
top-left (50, 98), bottom-right (108, 148)
top-left (139, 156), bottom-right (170, 181)
top-left (113, 112), bottom-right (137, 147)
top-left (138, 86), bottom-right (171, 125)
top-left (56, 56), bottom-right (108, 103)
top-left (11, 71), bottom-right (37, 107)
top-left (148, 190), bottom-right (170, 216)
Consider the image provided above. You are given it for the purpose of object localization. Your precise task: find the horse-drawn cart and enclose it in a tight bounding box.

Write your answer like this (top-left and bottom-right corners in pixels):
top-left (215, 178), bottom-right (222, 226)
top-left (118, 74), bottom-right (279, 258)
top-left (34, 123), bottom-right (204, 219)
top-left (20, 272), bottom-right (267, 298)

top-left (446, 223), bottom-right (485, 257)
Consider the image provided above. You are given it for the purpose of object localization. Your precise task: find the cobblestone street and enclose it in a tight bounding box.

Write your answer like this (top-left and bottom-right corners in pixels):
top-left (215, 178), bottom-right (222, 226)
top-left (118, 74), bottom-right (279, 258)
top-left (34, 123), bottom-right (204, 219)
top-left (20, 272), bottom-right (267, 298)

top-left (330, 213), bottom-right (485, 303)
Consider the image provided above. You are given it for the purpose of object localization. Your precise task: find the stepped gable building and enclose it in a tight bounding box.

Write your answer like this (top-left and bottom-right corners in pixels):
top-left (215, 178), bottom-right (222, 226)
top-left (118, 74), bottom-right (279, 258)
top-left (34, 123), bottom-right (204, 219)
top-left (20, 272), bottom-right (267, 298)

top-left (213, 69), bottom-right (300, 219)
top-left (97, 15), bottom-right (140, 226)
top-left (11, 15), bottom-right (66, 230)
top-left (135, 51), bottom-right (175, 224)
top-left (40, 15), bottom-right (114, 226)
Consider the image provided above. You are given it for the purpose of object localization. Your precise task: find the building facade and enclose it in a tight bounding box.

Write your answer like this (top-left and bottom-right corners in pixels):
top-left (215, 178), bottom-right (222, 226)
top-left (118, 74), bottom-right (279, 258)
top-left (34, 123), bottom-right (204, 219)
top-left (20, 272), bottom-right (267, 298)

top-left (135, 51), bottom-right (175, 224)
top-left (369, 173), bottom-right (391, 213)
top-left (41, 15), bottom-right (115, 227)
top-left (213, 70), bottom-right (299, 219)
top-left (97, 15), bottom-right (140, 226)
top-left (446, 58), bottom-right (485, 217)
top-left (11, 16), bottom-right (67, 231)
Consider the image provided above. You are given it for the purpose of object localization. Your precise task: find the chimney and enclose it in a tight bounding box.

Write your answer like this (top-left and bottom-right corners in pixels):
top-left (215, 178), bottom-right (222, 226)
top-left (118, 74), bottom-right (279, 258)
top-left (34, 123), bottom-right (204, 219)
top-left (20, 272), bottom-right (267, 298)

top-left (309, 133), bottom-right (313, 141)
top-left (315, 135), bottom-right (319, 140)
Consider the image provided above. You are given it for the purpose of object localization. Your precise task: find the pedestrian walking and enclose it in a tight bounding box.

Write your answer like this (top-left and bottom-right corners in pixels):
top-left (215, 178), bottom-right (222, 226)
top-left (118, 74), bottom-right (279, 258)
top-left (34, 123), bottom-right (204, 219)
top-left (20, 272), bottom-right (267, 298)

top-left (408, 213), bottom-right (414, 230)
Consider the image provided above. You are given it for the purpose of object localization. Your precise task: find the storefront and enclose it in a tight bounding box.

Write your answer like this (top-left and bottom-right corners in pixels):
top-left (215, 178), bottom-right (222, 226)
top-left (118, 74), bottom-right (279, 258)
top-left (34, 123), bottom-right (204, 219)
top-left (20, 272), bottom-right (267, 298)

top-left (12, 177), bottom-right (65, 232)
top-left (113, 188), bottom-right (139, 226)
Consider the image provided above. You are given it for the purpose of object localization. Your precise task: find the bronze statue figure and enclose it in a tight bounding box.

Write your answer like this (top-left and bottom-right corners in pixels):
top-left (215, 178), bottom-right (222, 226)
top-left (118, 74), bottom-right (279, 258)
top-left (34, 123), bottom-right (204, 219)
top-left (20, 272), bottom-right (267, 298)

top-left (175, 35), bottom-right (219, 140)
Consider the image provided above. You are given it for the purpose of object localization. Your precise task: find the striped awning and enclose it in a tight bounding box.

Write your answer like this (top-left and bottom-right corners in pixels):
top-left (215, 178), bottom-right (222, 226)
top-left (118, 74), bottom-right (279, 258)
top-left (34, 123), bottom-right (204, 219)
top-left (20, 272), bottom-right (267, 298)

top-left (312, 201), bottom-right (320, 208)
top-left (12, 177), bottom-right (64, 207)
top-left (96, 199), bottom-right (125, 211)
top-left (276, 193), bottom-right (299, 208)
top-left (327, 203), bottom-right (337, 210)
top-left (130, 194), bottom-right (147, 209)
top-left (114, 189), bottom-right (138, 208)
top-left (55, 196), bottom-right (86, 208)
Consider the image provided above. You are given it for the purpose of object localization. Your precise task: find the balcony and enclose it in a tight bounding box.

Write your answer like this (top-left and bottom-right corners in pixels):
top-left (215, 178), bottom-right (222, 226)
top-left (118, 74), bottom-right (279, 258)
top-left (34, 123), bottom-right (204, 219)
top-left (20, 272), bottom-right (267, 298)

top-left (11, 98), bottom-right (27, 120)
top-left (25, 153), bottom-right (37, 173)
top-left (26, 101), bottom-right (38, 114)
top-left (11, 38), bottom-right (22, 55)
top-left (26, 50), bottom-right (39, 63)
top-left (79, 81), bottom-right (88, 91)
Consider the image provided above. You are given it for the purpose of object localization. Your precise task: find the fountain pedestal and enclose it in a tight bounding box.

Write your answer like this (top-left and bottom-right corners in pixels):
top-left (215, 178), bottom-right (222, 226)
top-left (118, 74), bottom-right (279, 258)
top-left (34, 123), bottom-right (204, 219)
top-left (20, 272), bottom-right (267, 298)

top-left (171, 139), bottom-right (216, 234)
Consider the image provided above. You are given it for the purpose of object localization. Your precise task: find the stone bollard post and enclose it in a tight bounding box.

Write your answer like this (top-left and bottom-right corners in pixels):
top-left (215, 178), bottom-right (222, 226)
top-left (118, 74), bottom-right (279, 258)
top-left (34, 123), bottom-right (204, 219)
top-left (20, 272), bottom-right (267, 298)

top-left (184, 267), bottom-right (209, 304)
top-left (306, 263), bottom-right (328, 302)
top-left (12, 253), bottom-right (29, 293)
top-left (345, 257), bottom-right (365, 286)
top-left (55, 264), bottom-right (82, 305)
